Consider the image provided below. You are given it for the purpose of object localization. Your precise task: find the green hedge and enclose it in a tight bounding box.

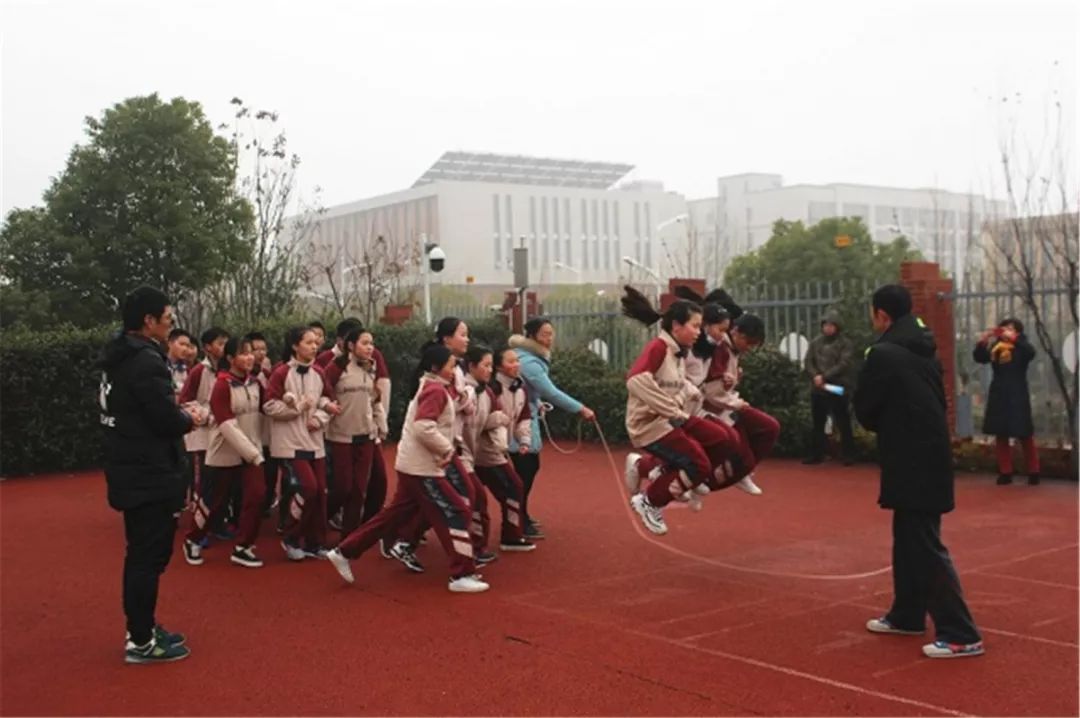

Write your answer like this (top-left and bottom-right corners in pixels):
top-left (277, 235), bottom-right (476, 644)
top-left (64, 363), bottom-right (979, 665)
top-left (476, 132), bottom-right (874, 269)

top-left (0, 318), bottom-right (509, 477)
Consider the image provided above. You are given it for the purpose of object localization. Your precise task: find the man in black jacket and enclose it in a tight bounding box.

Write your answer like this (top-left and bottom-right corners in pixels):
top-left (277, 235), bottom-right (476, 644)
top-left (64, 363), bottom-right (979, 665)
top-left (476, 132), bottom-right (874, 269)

top-left (99, 286), bottom-right (206, 664)
top-left (854, 285), bottom-right (983, 659)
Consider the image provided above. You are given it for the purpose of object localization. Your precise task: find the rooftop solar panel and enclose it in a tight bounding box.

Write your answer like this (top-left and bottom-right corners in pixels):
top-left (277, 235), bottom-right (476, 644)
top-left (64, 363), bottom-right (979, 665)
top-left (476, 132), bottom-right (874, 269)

top-left (413, 151), bottom-right (634, 189)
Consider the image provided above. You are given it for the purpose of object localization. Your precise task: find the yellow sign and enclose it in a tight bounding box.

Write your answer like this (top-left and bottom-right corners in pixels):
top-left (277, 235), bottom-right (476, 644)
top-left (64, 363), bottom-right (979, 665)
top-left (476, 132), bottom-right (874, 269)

top-left (834, 235), bottom-right (852, 248)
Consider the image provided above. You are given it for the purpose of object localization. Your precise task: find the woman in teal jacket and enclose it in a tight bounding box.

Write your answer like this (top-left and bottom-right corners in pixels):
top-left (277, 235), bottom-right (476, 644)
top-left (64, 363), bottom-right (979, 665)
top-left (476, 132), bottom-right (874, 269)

top-left (508, 317), bottom-right (595, 539)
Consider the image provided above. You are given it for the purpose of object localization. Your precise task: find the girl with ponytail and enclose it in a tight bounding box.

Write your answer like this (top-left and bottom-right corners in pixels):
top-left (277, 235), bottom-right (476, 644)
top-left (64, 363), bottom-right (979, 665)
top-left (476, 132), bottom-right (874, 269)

top-left (619, 286), bottom-right (743, 536)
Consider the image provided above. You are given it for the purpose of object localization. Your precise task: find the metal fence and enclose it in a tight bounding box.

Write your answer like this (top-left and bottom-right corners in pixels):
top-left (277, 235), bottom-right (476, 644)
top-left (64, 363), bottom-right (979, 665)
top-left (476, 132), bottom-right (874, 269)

top-left (951, 274), bottom-right (1077, 440)
top-left (433, 277), bottom-right (1078, 440)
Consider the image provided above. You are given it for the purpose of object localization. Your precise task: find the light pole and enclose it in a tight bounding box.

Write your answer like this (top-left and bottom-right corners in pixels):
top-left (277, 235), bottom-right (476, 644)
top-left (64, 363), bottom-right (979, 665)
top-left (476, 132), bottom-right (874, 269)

top-left (553, 261), bottom-right (582, 285)
top-left (622, 256), bottom-right (662, 303)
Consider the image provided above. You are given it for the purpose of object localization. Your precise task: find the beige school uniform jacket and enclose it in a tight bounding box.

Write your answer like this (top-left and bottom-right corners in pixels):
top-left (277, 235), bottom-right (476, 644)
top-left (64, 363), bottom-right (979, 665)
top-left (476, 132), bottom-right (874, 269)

top-left (395, 373), bottom-right (456, 477)
top-left (178, 358), bottom-right (215, 452)
top-left (263, 359), bottom-right (334, 460)
top-left (625, 331), bottom-right (701, 447)
top-left (206, 371), bottom-right (265, 468)
top-left (323, 357), bottom-right (384, 444)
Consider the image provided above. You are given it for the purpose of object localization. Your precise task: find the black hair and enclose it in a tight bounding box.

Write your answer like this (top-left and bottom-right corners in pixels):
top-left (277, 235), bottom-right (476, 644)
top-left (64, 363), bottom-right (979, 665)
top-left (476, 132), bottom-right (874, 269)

top-left (200, 326), bottom-right (229, 347)
top-left (244, 331), bottom-right (267, 345)
top-left (691, 304), bottom-right (733, 359)
top-left (219, 336), bottom-right (252, 373)
top-left (335, 327), bottom-right (374, 368)
top-left (493, 347), bottom-right (512, 369)
top-left (465, 344), bottom-right (493, 368)
top-left (998, 317), bottom-right (1024, 334)
top-left (336, 317), bottom-right (364, 339)
top-left (282, 325), bottom-right (316, 363)
top-left (674, 286), bottom-right (743, 319)
top-left (309, 320), bottom-right (326, 332)
top-left (435, 316), bottom-right (464, 345)
top-left (524, 316), bottom-right (552, 339)
top-left (620, 285), bottom-right (702, 333)
top-left (733, 314), bottom-right (766, 343)
top-left (871, 284), bottom-right (912, 321)
top-left (121, 286), bottom-right (170, 332)
top-left (419, 343), bottom-right (454, 376)
top-left (168, 328), bottom-right (193, 343)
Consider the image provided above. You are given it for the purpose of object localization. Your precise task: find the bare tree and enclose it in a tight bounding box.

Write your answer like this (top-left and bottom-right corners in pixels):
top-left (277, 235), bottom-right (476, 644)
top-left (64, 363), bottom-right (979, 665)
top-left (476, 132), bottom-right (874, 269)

top-left (178, 98), bottom-right (319, 331)
top-left (985, 89), bottom-right (1079, 438)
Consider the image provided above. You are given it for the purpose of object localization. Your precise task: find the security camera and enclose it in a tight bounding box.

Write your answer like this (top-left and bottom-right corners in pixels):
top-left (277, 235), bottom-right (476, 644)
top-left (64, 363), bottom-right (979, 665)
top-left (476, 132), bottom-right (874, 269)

top-left (427, 245), bottom-right (446, 273)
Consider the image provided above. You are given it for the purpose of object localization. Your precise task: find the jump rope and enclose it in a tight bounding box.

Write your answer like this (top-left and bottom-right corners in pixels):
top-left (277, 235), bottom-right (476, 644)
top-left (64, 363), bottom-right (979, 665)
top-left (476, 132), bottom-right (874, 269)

top-left (538, 405), bottom-right (891, 581)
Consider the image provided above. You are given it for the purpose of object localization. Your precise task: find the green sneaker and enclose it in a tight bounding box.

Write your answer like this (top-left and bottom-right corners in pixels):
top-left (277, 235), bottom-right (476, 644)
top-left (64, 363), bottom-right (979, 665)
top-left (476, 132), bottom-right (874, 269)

top-left (124, 639), bottom-right (190, 664)
top-left (125, 625), bottom-right (185, 650)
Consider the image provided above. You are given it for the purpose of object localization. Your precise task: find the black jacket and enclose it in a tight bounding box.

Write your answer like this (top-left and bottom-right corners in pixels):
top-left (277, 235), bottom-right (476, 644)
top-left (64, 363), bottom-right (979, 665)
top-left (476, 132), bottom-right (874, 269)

top-left (804, 310), bottom-right (856, 391)
top-left (973, 335), bottom-right (1036, 438)
top-left (98, 332), bottom-right (193, 511)
top-left (854, 315), bottom-right (954, 513)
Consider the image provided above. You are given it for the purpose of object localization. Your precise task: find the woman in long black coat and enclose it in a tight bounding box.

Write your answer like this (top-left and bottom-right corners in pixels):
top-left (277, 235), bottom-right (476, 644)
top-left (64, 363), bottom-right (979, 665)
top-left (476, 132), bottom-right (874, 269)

top-left (973, 318), bottom-right (1040, 485)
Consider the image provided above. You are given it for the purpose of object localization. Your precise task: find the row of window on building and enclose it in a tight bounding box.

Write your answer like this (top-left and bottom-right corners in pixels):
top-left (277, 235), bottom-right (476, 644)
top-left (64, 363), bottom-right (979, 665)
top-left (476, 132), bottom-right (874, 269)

top-left (492, 194), bottom-right (656, 273)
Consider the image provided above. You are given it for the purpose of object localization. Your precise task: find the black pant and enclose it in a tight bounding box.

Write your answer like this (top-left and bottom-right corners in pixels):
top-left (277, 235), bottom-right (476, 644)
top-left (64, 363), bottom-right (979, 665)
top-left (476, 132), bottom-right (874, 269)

top-left (886, 510), bottom-right (981, 644)
top-left (123, 500), bottom-right (179, 646)
top-left (809, 391), bottom-right (855, 459)
top-left (510, 452), bottom-right (541, 523)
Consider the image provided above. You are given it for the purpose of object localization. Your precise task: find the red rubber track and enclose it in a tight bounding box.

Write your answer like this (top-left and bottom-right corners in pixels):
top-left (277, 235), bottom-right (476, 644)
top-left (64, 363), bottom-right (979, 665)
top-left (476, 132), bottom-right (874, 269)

top-left (2, 446), bottom-right (1076, 716)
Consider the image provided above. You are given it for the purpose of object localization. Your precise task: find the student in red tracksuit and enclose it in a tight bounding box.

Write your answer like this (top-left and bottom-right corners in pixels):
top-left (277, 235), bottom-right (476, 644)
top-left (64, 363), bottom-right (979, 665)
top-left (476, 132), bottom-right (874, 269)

top-left (317, 318), bottom-right (392, 527)
top-left (264, 326), bottom-right (342, 561)
top-left (178, 327), bottom-right (229, 529)
top-left (183, 337), bottom-right (267, 568)
top-left (323, 327), bottom-right (386, 537)
top-left (619, 287), bottom-right (743, 536)
top-left (327, 344), bottom-right (490, 594)
top-left (384, 317), bottom-right (491, 573)
top-left (245, 331), bottom-right (277, 515)
top-left (463, 346), bottom-right (536, 554)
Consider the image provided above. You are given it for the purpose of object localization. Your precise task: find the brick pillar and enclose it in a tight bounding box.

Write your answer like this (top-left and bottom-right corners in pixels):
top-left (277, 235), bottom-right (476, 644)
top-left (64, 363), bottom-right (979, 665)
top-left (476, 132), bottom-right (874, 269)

top-left (659, 278), bottom-right (706, 311)
top-left (900, 262), bottom-right (956, 434)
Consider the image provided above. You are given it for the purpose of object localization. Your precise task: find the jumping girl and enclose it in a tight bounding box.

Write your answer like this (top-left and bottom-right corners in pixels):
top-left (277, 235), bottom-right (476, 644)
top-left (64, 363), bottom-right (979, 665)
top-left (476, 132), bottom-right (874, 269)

top-left (183, 337), bottom-right (267, 568)
top-left (264, 326), bottom-right (341, 561)
top-left (323, 327), bottom-right (384, 537)
top-left (462, 345), bottom-right (535, 554)
top-left (620, 287), bottom-right (742, 535)
top-left (327, 343), bottom-right (489, 594)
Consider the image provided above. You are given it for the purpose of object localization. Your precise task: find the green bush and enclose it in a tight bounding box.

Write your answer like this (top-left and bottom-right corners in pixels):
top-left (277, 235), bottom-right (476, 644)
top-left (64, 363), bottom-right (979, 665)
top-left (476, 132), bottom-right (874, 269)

top-left (547, 348), bottom-right (629, 443)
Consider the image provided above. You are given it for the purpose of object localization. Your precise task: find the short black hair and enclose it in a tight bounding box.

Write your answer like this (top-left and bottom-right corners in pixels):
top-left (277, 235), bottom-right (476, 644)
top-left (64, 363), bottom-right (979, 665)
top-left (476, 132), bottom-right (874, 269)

top-left (309, 320), bottom-right (326, 332)
top-left (244, 331), bottom-right (267, 345)
top-left (121, 286), bottom-right (170, 331)
top-left (200, 327), bottom-right (229, 346)
top-left (465, 344), bottom-right (493, 368)
top-left (168, 328), bottom-right (193, 343)
top-left (871, 285), bottom-right (913, 321)
top-left (733, 314), bottom-right (765, 342)
top-left (998, 317), bottom-right (1024, 334)
top-left (336, 317), bottom-right (364, 339)
top-left (524, 317), bottom-right (552, 338)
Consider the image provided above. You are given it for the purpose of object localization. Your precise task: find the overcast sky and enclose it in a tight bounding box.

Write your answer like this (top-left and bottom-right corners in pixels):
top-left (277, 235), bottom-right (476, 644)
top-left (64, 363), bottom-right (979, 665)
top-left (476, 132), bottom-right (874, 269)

top-left (2, 0), bottom-right (1076, 217)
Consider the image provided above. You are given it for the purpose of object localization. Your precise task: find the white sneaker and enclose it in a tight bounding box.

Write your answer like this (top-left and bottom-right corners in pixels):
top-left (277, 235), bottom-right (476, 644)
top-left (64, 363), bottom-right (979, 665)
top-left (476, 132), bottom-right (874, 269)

top-left (448, 574), bottom-right (490, 593)
top-left (327, 549), bottom-right (354, 584)
top-left (280, 540), bottom-right (306, 562)
top-left (624, 452), bottom-right (642, 494)
top-left (736, 475), bottom-right (763, 496)
top-left (630, 493), bottom-right (668, 535)
top-left (866, 617), bottom-right (925, 635)
top-left (182, 539), bottom-right (203, 566)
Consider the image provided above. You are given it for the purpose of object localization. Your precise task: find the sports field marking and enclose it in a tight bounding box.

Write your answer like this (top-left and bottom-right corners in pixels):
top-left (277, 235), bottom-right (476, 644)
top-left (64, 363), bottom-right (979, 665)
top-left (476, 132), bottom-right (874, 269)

top-left (970, 571), bottom-right (1079, 591)
top-left (512, 597), bottom-right (972, 717)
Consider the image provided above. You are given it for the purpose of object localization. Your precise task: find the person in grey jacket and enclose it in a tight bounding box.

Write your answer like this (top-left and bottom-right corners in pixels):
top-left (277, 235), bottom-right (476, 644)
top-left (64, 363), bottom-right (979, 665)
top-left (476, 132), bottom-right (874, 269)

top-left (508, 317), bottom-right (595, 539)
top-left (803, 309), bottom-right (856, 465)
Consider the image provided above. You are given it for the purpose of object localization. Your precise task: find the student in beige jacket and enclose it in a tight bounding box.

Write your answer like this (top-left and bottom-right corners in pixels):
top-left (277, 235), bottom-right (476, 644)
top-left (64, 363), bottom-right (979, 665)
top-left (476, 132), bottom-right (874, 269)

top-left (328, 344), bottom-right (489, 594)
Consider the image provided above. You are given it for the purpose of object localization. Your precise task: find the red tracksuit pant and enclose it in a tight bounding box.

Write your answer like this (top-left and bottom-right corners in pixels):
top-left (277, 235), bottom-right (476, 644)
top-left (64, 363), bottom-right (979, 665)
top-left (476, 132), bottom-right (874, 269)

top-left (364, 446), bottom-right (389, 521)
top-left (187, 463), bottom-right (265, 546)
top-left (475, 462), bottom-right (526, 544)
top-left (282, 457), bottom-right (328, 548)
top-left (396, 457), bottom-right (489, 551)
top-left (336, 470), bottom-right (478, 578)
top-left (995, 435), bottom-right (1040, 475)
top-left (329, 440), bottom-right (376, 535)
top-left (641, 416), bottom-right (742, 507)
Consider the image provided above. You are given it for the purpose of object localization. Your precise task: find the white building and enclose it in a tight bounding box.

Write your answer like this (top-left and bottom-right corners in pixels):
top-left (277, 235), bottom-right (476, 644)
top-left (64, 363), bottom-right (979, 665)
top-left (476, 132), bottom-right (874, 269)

top-left (306, 151), bottom-right (687, 294)
top-left (687, 173), bottom-right (1006, 283)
